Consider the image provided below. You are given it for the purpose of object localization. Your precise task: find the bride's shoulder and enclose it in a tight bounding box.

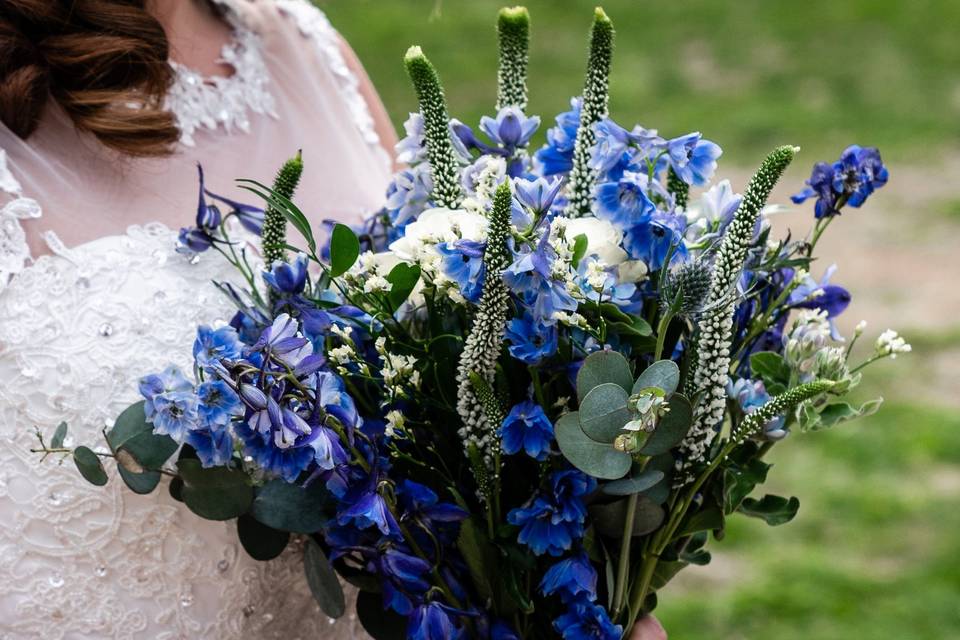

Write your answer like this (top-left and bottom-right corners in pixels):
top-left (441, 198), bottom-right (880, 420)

top-left (224, 0), bottom-right (339, 44)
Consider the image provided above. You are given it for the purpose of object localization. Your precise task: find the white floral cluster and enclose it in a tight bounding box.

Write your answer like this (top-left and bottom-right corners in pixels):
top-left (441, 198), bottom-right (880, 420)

top-left (327, 325), bottom-right (370, 376)
top-left (461, 156), bottom-right (507, 216)
top-left (375, 337), bottom-right (422, 400)
top-left (345, 251), bottom-right (395, 295)
top-left (875, 329), bottom-right (912, 358)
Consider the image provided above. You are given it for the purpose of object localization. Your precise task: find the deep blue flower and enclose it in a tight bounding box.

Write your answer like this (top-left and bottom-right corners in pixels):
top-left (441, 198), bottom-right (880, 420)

top-left (662, 133), bottom-right (722, 186)
top-left (407, 601), bottom-right (466, 640)
top-left (540, 552), bottom-right (598, 602)
top-left (499, 401), bottom-right (554, 461)
top-left (150, 391), bottom-right (199, 442)
top-left (549, 469), bottom-right (595, 525)
top-left (338, 479), bottom-right (401, 537)
top-left (186, 427), bottom-right (234, 467)
top-left (196, 379), bottom-right (241, 428)
top-left (792, 145), bottom-right (888, 218)
top-left (193, 325), bottom-right (243, 370)
top-left (263, 253), bottom-right (309, 295)
top-left (178, 227), bottom-right (214, 253)
top-left (490, 621), bottom-right (521, 640)
top-left (505, 312), bottom-right (558, 364)
top-left (623, 213), bottom-right (688, 271)
top-left (553, 598), bottom-right (622, 640)
top-left (397, 480), bottom-right (468, 527)
top-left (437, 239), bottom-right (486, 303)
top-left (789, 264), bottom-right (851, 319)
top-left (535, 97), bottom-right (582, 176)
top-left (379, 548), bottom-right (433, 615)
top-left (507, 498), bottom-right (578, 556)
top-left (595, 176), bottom-right (656, 229)
top-left (235, 418), bottom-right (314, 482)
top-left (480, 106), bottom-right (540, 151)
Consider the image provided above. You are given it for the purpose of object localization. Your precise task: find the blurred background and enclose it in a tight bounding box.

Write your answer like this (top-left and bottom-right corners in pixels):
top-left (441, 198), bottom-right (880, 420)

top-left (320, 1), bottom-right (960, 638)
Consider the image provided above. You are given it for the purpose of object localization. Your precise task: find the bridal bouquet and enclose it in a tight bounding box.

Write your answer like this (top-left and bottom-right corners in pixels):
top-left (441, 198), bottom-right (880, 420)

top-left (38, 6), bottom-right (907, 639)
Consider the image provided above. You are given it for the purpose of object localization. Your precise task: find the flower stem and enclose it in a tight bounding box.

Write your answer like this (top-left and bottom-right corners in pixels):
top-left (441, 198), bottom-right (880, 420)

top-left (611, 492), bottom-right (638, 618)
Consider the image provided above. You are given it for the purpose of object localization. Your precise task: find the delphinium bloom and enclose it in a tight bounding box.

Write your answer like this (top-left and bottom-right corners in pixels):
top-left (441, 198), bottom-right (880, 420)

top-left (436, 239), bottom-right (487, 303)
top-left (505, 311), bottom-right (559, 364)
top-left (660, 132), bottom-right (722, 186)
top-left (507, 469), bottom-right (595, 556)
top-left (540, 551), bottom-right (598, 602)
top-left (792, 145), bottom-right (888, 218)
top-left (553, 598), bottom-right (622, 640)
top-left (504, 224), bottom-right (578, 324)
top-left (535, 97), bottom-right (582, 176)
top-left (407, 600), bottom-right (468, 640)
top-left (622, 212), bottom-right (688, 271)
top-left (499, 400), bottom-right (554, 461)
top-left (179, 165), bottom-right (265, 252)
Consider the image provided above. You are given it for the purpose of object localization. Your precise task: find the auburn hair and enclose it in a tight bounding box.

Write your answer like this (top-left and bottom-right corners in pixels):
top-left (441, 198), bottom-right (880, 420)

top-left (0, 0), bottom-right (191, 157)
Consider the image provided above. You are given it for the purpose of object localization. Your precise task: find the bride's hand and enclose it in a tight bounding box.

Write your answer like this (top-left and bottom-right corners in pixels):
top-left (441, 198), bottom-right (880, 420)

top-left (630, 615), bottom-right (667, 640)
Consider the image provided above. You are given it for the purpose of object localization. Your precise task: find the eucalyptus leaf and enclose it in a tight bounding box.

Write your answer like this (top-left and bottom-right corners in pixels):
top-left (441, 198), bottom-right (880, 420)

top-left (178, 459), bottom-right (253, 521)
top-left (385, 262), bottom-right (421, 310)
top-left (638, 393), bottom-right (693, 456)
top-left (680, 506), bottom-right (724, 536)
top-left (738, 494), bottom-right (800, 526)
top-left (632, 360), bottom-right (680, 395)
top-left (118, 467), bottom-right (162, 494)
top-left (576, 350), bottom-right (633, 402)
top-left (457, 518), bottom-right (495, 602)
top-left (640, 453), bottom-right (674, 505)
top-left (51, 422), bottom-right (68, 449)
top-left (590, 495), bottom-right (664, 537)
top-left (555, 412), bottom-right (632, 480)
top-left (579, 383), bottom-right (631, 443)
top-left (73, 446), bottom-right (107, 486)
top-left (238, 514), bottom-right (290, 561)
top-left (329, 223), bottom-right (360, 277)
top-left (304, 538), bottom-right (346, 618)
top-left (107, 401), bottom-right (178, 470)
top-left (250, 479), bottom-right (330, 533)
top-left (603, 469), bottom-right (665, 496)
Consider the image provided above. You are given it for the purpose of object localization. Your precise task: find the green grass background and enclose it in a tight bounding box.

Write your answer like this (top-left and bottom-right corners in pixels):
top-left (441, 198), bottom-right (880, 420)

top-left (320, 2), bottom-right (960, 637)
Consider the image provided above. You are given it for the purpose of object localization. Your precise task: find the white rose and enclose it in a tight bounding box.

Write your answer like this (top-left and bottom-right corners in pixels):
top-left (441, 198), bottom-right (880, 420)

top-left (617, 260), bottom-right (649, 283)
top-left (563, 216), bottom-right (627, 266)
top-left (388, 207), bottom-right (488, 262)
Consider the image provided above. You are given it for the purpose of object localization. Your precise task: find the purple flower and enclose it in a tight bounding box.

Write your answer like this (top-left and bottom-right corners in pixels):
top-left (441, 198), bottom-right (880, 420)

top-left (513, 176), bottom-right (564, 216)
top-left (499, 401), bottom-right (554, 461)
top-left (792, 145), bottom-right (888, 218)
top-left (397, 480), bottom-right (468, 527)
top-left (379, 548), bottom-right (433, 615)
top-left (480, 106), bottom-right (540, 151)
top-left (248, 313), bottom-right (312, 367)
top-left (338, 479), bottom-right (401, 537)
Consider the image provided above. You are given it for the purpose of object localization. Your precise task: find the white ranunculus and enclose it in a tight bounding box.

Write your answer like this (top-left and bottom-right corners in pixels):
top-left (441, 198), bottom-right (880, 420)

top-left (388, 207), bottom-right (488, 262)
top-left (563, 216), bottom-right (627, 266)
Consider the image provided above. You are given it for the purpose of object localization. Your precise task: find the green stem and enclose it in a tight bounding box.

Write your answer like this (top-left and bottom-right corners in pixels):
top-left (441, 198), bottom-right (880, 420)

top-left (653, 310), bottom-right (675, 361)
top-left (625, 551), bottom-right (660, 632)
top-left (611, 492), bottom-right (638, 617)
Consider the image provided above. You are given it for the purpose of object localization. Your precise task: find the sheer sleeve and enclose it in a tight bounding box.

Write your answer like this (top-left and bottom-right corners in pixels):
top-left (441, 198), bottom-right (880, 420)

top-left (0, 147), bottom-right (42, 292)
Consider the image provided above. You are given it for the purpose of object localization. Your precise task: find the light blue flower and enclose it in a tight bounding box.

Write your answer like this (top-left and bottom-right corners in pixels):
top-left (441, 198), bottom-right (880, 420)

top-left (505, 312), bottom-right (558, 364)
top-left (193, 325), bottom-right (243, 371)
top-left (595, 175), bottom-right (656, 229)
top-left (150, 391), bottom-right (199, 442)
top-left (623, 212), bottom-right (688, 271)
top-left (385, 164), bottom-right (433, 228)
top-left (140, 365), bottom-right (193, 421)
top-left (727, 378), bottom-right (787, 440)
top-left (437, 239), bottom-right (486, 303)
top-left (513, 176), bottom-right (564, 216)
top-left (480, 106), bottom-right (540, 151)
top-left (662, 132), bottom-right (722, 186)
top-left (197, 379), bottom-right (241, 429)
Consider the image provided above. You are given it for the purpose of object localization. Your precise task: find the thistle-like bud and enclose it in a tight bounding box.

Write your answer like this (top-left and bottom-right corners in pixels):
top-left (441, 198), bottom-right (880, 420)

top-left (565, 8), bottom-right (615, 218)
top-left (733, 380), bottom-right (836, 444)
top-left (261, 151), bottom-right (304, 267)
top-left (496, 6), bottom-right (530, 111)
top-left (660, 259), bottom-right (713, 318)
top-left (404, 46), bottom-right (464, 209)
top-left (457, 183), bottom-right (513, 477)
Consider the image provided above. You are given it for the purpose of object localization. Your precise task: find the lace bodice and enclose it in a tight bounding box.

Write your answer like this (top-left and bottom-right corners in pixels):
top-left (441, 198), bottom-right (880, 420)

top-left (0, 1), bottom-right (386, 638)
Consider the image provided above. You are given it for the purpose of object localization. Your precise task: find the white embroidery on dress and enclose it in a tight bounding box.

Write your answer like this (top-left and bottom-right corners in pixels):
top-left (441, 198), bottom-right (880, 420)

top-left (0, 149), bottom-right (43, 294)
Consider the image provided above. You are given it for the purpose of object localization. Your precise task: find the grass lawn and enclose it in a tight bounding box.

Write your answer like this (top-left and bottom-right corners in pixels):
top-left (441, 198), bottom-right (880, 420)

top-left (322, 0), bottom-right (960, 164)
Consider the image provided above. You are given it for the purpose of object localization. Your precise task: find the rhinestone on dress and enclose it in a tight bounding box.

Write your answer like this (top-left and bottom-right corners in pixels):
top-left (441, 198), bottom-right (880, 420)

top-left (179, 591), bottom-right (194, 608)
top-left (98, 323), bottom-right (114, 337)
top-left (217, 559), bottom-right (230, 572)
top-left (94, 565), bottom-right (107, 578)
top-left (48, 573), bottom-right (64, 588)
top-left (242, 605), bottom-right (256, 617)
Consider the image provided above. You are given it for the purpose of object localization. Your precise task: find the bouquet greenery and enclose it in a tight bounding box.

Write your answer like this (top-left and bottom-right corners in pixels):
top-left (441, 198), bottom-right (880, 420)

top-left (36, 6), bottom-right (906, 639)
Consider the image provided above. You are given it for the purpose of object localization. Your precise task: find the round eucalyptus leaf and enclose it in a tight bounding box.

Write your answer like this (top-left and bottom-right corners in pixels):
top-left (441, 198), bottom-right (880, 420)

top-left (639, 393), bottom-right (693, 456)
top-left (178, 459), bottom-right (253, 521)
top-left (115, 449), bottom-right (145, 474)
top-left (118, 467), bottom-right (161, 495)
top-left (169, 476), bottom-right (184, 502)
top-left (576, 350), bottom-right (633, 403)
top-left (250, 479), bottom-right (331, 534)
top-left (579, 383), bottom-right (631, 443)
top-left (590, 495), bottom-right (665, 537)
top-left (51, 422), bottom-right (68, 449)
top-left (632, 360), bottom-right (680, 395)
top-left (555, 412), bottom-right (632, 480)
top-left (107, 401), bottom-right (178, 469)
top-left (304, 538), bottom-right (346, 618)
top-left (602, 469), bottom-right (665, 496)
top-left (640, 453), bottom-right (675, 505)
top-left (238, 514), bottom-right (290, 561)
top-left (73, 446), bottom-right (108, 486)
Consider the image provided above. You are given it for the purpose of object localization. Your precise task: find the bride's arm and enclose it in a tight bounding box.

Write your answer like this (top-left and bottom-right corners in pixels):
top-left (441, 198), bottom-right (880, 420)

top-left (337, 35), bottom-right (399, 168)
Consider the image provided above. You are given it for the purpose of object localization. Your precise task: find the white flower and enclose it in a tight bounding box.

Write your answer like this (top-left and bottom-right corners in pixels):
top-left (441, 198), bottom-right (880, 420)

top-left (617, 260), bottom-right (649, 284)
top-left (875, 329), bottom-right (911, 358)
top-left (363, 275), bottom-right (392, 294)
top-left (562, 216), bottom-right (627, 266)
top-left (385, 410), bottom-right (406, 437)
top-left (687, 179), bottom-right (740, 226)
top-left (388, 207), bottom-right (488, 261)
top-left (329, 345), bottom-right (354, 365)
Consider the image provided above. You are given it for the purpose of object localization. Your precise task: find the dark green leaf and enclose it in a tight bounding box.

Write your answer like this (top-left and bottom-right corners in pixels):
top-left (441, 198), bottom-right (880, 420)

top-left (651, 560), bottom-right (687, 590)
top-left (329, 223), bottom-right (360, 277)
top-left (386, 262), bottom-right (421, 310)
top-left (73, 446), bottom-right (107, 486)
top-left (632, 360), bottom-right (680, 395)
top-left (590, 495), bottom-right (664, 537)
top-left (250, 478), bottom-right (331, 533)
top-left (51, 422), bottom-right (68, 449)
top-left (169, 476), bottom-right (184, 502)
top-left (722, 458), bottom-right (771, 514)
top-left (456, 518), bottom-right (495, 602)
top-left (750, 351), bottom-right (791, 388)
top-left (304, 538), bottom-right (346, 618)
top-left (576, 350), bottom-right (633, 402)
top-left (119, 468), bottom-right (162, 494)
top-left (640, 453), bottom-right (674, 504)
top-left (238, 514), bottom-right (290, 561)
top-left (680, 506), bottom-right (724, 536)
top-left (601, 303), bottom-right (653, 337)
top-left (107, 401), bottom-right (178, 470)
top-left (603, 469), bottom-right (664, 496)
top-left (806, 398), bottom-right (883, 431)
top-left (608, 317), bottom-right (655, 338)
top-left (579, 383), bottom-right (631, 443)
top-left (555, 412), bottom-right (632, 480)
top-left (639, 393), bottom-right (693, 456)
top-left (738, 494), bottom-right (800, 526)
top-left (178, 459), bottom-right (253, 521)
top-left (356, 589), bottom-right (407, 640)
top-left (571, 233), bottom-right (589, 268)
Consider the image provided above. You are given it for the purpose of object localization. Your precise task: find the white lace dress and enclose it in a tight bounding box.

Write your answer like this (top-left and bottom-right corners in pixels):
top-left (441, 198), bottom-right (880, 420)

top-left (0, 2), bottom-right (390, 638)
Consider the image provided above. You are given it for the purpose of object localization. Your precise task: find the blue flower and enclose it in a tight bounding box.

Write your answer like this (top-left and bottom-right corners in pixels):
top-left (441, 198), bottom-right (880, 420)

top-left (193, 325), bottom-right (243, 370)
top-left (248, 313), bottom-right (313, 368)
top-left (549, 469), bottom-right (595, 525)
top-left (540, 552), bottom-right (598, 602)
top-left (178, 227), bottom-right (214, 253)
top-left (792, 145), bottom-right (888, 218)
top-left (490, 621), bottom-right (521, 640)
top-left (662, 132), bottom-right (722, 186)
top-left (263, 253), bottom-right (309, 295)
top-left (480, 106), bottom-right (540, 151)
top-left (504, 225), bottom-right (578, 324)
top-left (505, 312), bottom-right (558, 364)
top-left (397, 480), bottom-right (469, 528)
top-left (576, 257), bottom-right (638, 311)
top-left (553, 598), bottom-right (622, 640)
top-left (513, 176), bottom-right (564, 216)
top-left (385, 164), bottom-right (433, 228)
top-left (150, 391), bottom-right (199, 442)
top-left (437, 239), bottom-right (486, 303)
top-left (186, 427), bottom-right (234, 467)
top-left (499, 401), bottom-right (554, 461)
top-left (535, 97), bottom-right (582, 176)
top-left (623, 212), bottom-right (688, 271)
top-left (407, 601), bottom-right (466, 640)
top-left (507, 498), bottom-right (577, 556)
top-left (589, 119), bottom-right (633, 174)
top-left (197, 379), bottom-right (241, 428)
top-left (338, 479), bottom-right (401, 537)
top-left (595, 176), bottom-right (656, 229)
top-left (140, 365), bottom-right (193, 420)
top-left (379, 548), bottom-right (433, 615)
top-left (395, 112), bottom-right (427, 164)
top-left (789, 264), bottom-right (851, 326)
top-left (727, 378), bottom-right (787, 440)
top-left (194, 164), bottom-right (221, 230)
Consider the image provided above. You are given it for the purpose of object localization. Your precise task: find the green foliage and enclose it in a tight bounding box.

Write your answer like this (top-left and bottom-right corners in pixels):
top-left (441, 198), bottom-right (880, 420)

top-left (457, 518), bottom-right (496, 603)
top-left (356, 589), bottom-right (407, 640)
top-left (722, 457), bottom-right (771, 515)
top-left (51, 422), bottom-right (67, 449)
top-left (750, 350), bottom-right (791, 393)
top-left (603, 469), bottom-right (665, 496)
top-left (570, 233), bottom-right (589, 268)
top-left (385, 262), bottom-right (421, 310)
top-left (496, 6), bottom-right (530, 109)
top-left (576, 349), bottom-right (633, 402)
top-left (579, 382), bottom-right (631, 443)
top-left (738, 494), bottom-right (800, 526)
top-left (329, 223), bottom-right (361, 277)
top-left (238, 178), bottom-right (317, 255)
top-left (118, 467), bottom-right (162, 495)
top-left (591, 495), bottom-right (664, 537)
top-left (237, 514), bottom-right (291, 561)
top-left (638, 393), bottom-right (692, 456)
top-left (304, 538), bottom-right (347, 618)
top-left (798, 397), bottom-right (884, 432)
top-left (249, 478), bottom-right (331, 533)
top-left (555, 412), bottom-right (633, 479)
top-left (107, 401), bottom-right (178, 470)
top-left (632, 360), bottom-right (680, 395)
top-left (177, 459), bottom-right (253, 521)
top-left (73, 446), bottom-right (108, 486)
top-left (666, 167), bottom-right (689, 210)
top-left (261, 150), bottom-right (304, 266)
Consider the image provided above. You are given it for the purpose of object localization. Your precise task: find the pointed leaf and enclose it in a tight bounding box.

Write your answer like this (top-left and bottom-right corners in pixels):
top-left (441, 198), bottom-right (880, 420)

top-left (571, 233), bottom-right (589, 268)
top-left (579, 383), bottom-right (631, 443)
top-left (632, 360), bottom-right (680, 395)
top-left (639, 393), bottom-right (693, 455)
top-left (304, 538), bottom-right (346, 618)
top-left (329, 223), bottom-right (360, 277)
top-left (73, 446), bottom-right (107, 486)
top-left (386, 262), bottom-right (421, 310)
top-left (457, 518), bottom-right (495, 602)
top-left (51, 422), bottom-right (68, 449)
top-left (576, 350), bottom-right (633, 402)
top-left (555, 412), bottom-right (632, 480)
